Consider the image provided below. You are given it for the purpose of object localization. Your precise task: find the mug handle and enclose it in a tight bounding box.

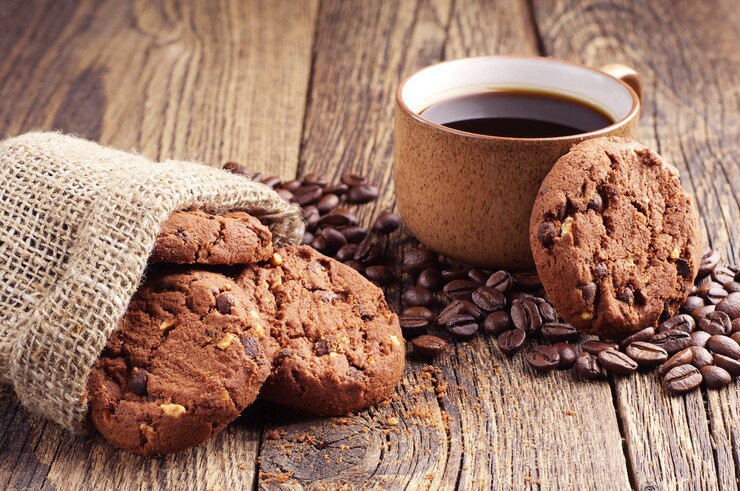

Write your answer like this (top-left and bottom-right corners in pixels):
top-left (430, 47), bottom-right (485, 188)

top-left (600, 63), bottom-right (642, 102)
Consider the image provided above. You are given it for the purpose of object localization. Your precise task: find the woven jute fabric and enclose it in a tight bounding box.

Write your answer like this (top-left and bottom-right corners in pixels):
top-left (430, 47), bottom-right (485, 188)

top-left (0, 132), bottom-right (304, 433)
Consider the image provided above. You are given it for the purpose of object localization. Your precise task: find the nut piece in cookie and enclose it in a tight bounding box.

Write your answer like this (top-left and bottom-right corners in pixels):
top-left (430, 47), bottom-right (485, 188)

top-left (237, 245), bottom-right (405, 416)
top-left (151, 209), bottom-right (273, 265)
top-left (87, 270), bottom-right (272, 456)
top-left (529, 137), bottom-right (701, 340)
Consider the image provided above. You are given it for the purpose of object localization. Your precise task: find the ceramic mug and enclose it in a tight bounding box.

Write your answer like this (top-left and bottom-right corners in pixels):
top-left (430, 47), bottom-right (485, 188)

top-left (394, 56), bottom-right (641, 269)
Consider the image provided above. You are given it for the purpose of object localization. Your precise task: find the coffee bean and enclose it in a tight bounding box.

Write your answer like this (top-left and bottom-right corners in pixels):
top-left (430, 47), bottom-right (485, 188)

top-left (403, 306), bottom-right (435, 322)
top-left (347, 184), bottom-right (379, 203)
top-left (733, 318), bottom-right (740, 334)
top-left (582, 340), bottom-right (619, 355)
top-left (513, 271), bottom-right (541, 290)
top-left (511, 298), bottom-right (543, 334)
top-left (706, 287), bottom-right (728, 305)
top-left (689, 346), bottom-right (714, 369)
top-left (541, 322), bottom-right (579, 342)
top-left (663, 364), bottom-right (702, 394)
top-left (417, 268), bottom-right (443, 291)
top-left (485, 270), bottom-right (514, 293)
top-left (372, 212), bottom-right (402, 234)
top-left (535, 298), bottom-right (558, 323)
top-left (526, 345), bottom-right (560, 372)
top-left (303, 206), bottom-right (320, 231)
top-left (282, 179), bottom-right (303, 192)
top-left (716, 292), bottom-right (740, 320)
top-left (262, 176), bottom-right (282, 189)
top-left (293, 184), bottom-right (323, 206)
top-left (250, 172), bottom-right (264, 182)
top-left (335, 243), bottom-right (359, 262)
top-left (223, 162), bottom-right (251, 176)
top-left (276, 188), bottom-right (294, 202)
top-left (403, 248), bottom-right (437, 275)
top-left (462, 269), bottom-right (486, 284)
top-left (445, 314), bottom-right (479, 340)
top-left (341, 173), bottom-right (367, 187)
top-left (342, 226), bottom-right (368, 244)
top-left (681, 295), bottom-right (705, 314)
top-left (706, 334), bottom-right (740, 359)
top-left (215, 293), bottom-right (235, 315)
top-left (324, 183), bottom-right (349, 196)
top-left (127, 368), bottom-right (148, 396)
top-left (599, 349), bottom-right (638, 374)
top-left (732, 332), bottom-right (740, 345)
top-left (344, 260), bottom-right (364, 274)
top-left (619, 327), bottom-right (655, 350)
top-left (319, 208), bottom-right (358, 227)
top-left (554, 342), bottom-right (578, 369)
top-left (713, 354), bottom-right (740, 376)
top-left (712, 266), bottom-right (736, 286)
top-left (320, 227), bottom-right (347, 252)
top-left (412, 335), bottom-right (447, 359)
top-left (697, 280), bottom-right (723, 298)
top-left (657, 314), bottom-right (695, 334)
top-left (310, 235), bottom-right (328, 253)
top-left (399, 312), bottom-right (431, 338)
top-left (439, 268), bottom-right (467, 283)
top-left (691, 304), bottom-right (716, 323)
top-left (317, 193), bottom-right (340, 213)
top-left (575, 352), bottom-right (605, 379)
top-left (658, 348), bottom-right (694, 376)
top-left (725, 282), bottom-right (740, 294)
top-left (471, 286), bottom-right (506, 312)
top-left (439, 300), bottom-right (484, 324)
top-left (650, 329), bottom-right (692, 354)
top-left (443, 279), bottom-right (480, 301)
top-left (537, 221), bottom-right (556, 246)
top-left (354, 236), bottom-right (384, 265)
top-left (301, 231), bottom-right (314, 245)
top-left (402, 286), bottom-right (434, 308)
top-left (497, 328), bottom-right (526, 356)
top-left (303, 172), bottom-right (328, 187)
top-left (700, 365), bottom-right (731, 389)
top-left (691, 330), bottom-right (712, 347)
top-left (625, 342), bottom-right (668, 368)
top-left (365, 265), bottom-right (395, 286)
top-left (483, 311), bottom-right (512, 336)
top-left (698, 310), bottom-right (731, 335)
top-left (698, 248), bottom-right (720, 277)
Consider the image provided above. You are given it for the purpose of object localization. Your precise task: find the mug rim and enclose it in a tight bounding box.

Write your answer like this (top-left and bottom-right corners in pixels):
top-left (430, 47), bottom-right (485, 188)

top-left (396, 55), bottom-right (640, 143)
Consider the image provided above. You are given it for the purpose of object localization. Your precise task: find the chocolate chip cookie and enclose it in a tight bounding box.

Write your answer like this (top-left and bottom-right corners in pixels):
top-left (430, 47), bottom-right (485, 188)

top-left (530, 137), bottom-right (702, 340)
top-left (88, 270), bottom-right (272, 456)
top-left (236, 246), bottom-right (405, 415)
top-left (151, 209), bottom-right (273, 265)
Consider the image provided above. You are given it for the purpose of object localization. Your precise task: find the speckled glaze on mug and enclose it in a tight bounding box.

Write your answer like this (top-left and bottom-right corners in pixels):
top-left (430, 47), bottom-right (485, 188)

top-left (394, 56), bottom-right (640, 269)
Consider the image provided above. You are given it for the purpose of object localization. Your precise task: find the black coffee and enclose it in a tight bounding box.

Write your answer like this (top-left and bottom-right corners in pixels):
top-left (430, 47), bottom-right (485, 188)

top-left (420, 89), bottom-right (614, 138)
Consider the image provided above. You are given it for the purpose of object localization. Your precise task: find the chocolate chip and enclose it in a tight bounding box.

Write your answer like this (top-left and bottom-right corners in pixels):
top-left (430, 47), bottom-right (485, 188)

top-left (315, 339), bottom-right (330, 356)
top-left (594, 262), bottom-right (609, 278)
top-left (617, 286), bottom-right (634, 305)
top-left (240, 336), bottom-right (260, 358)
top-left (676, 259), bottom-right (692, 278)
top-left (577, 282), bottom-right (597, 306)
top-left (127, 368), bottom-right (148, 396)
top-left (587, 193), bottom-right (603, 212)
top-left (537, 222), bottom-right (556, 246)
top-left (215, 294), bottom-right (235, 315)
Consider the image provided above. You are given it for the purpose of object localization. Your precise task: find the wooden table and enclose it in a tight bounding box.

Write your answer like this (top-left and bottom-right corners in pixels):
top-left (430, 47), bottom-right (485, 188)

top-left (1, 1), bottom-right (738, 489)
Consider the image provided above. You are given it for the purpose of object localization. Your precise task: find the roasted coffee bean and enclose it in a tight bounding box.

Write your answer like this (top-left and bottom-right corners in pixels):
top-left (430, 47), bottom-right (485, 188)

top-left (417, 268), bottom-right (443, 291)
top-left (319, 208), bottom-right (358, 227)
top-left (443, 279), bottom-right (480, 301)
top-left (681, 295), bottom-right (705, 314)
top-left (445, 314), bottom-right (479, 340)
top-left (372, 212), bottom-right (402, 234)
top-left (344, 260), bottom-right (364, 274)
top-left (293, 184), bottom-right (323, 206)
top-left (439, 300), bottom-right (484, 324)
top-left (698, 248), bottom-right (720, 277)
top-left (276, 188), bottom-right (294, 202)
top-left (713, 354), bottom-right (740, 376)
top-left (554, 342), bottom-right (578, 369)
top-left (658, 348), bottom-right (694, 376)
top-left (301, 231), bottom-right (314, 245)
top-left (215, 293), bottom-right (235, 314)
top-left (262, 176), bottom-right (282, 189)
top-left (497, 328), bottom-right (526, 356)
top-left (535, 299), bottom-right (558, 323)
top-left (317, 193), bottom-right (340, 213)
top-left (471, 286), bottom-right (506, 312)
top-left (342, 226), bottom-right (368, 244)
top-left (582, 340), bottom-right (619, 355)
top-left (485, 270), bottom-right (514, 293)
top-left (706, 287), bottom-right (728, 305)
top-left (700, 365), bottom-right (731, 389)
top-left (302, 172), bottom-right (329, 187)
top-left (412, 335), bottom-right (447, 359)
top-left (250, 172), bottom-right (264, 182)
top-left (733, 318), bottom-right (740, 334)
top-left (303, 206), bottom-right (320, 231)
top-left (365, 265), bottom-right (395, 286)
top-left (483, 311), bottom-right (512, 336)
top-left (657, 314), bottom-right (695, 334)
top-left (399, 312), bottom-right (431, 338)
top-left (354, 236), bottom-right (384, 265)
top-left (732, 332), bottom-right (740, 345)
top-left (725, 281), bottom-right (740, 294)
top-left (310, 235), bottom-right (328, 253)
top-left (223, 162), bottom-right (251, 176)
top-left (341, 173), bottom-right (367, 187)
top-left (650, 329), bottom-right (692, 354)
top-left (513, 271), bottom-right (542, 290)
top-left (691, 304), bottom-right (716, 323)
top-left (403, 247), bottom-right (437, 275)
top-left (526, 345), bottom-right (560, 372)
top-left (282, 179), bottom-right (303, 192)
top-left (706, 334), bottom-right (740, 359)
top-left (510, 298), bottom-right (543, 334)
top-left (347, 184), bottom-right (379, 203)
top-left (698, 310), bottom-right (731, 335)
top-left (625, 342), bottom-right (668, 368)
top-left (575, 352), bottom-right (605, 379)
top-left (663, 364), bottom-right (702, 394)
top-left (541, 322), bottom-right (579, 342)
top-left (402, 286), bottom-right (434, 308)
top-left (716, 292), bottom-right (740, 320)
top-left (324, 182), bottom-right (349, 196)
top-left (619, 327), bottom-right (655, 350)
top-left (335, 243), bottom-right (359, 262)
top-left (691, 330), bottom-right (712, 347)
top-left (712, 266), bottom-right (736, 286)
top-left (689, 346), bottom-right (714, 369)
top-left (320, 227), bottom-right (348, 252)
top-left (467, 269), bottom-right (491, 284)
top-left (698, 281), bottom-right (723, 298)
top-left (598, 349), bottom-right (638, 375)
top-left (403, 306), bottom-right (436, 322)
top-left (537, 221), bottom-right (556, 246)
top-left (128, 368), bottom-right (148, 396)
top-left (442, 268), bottom-right (469, 282)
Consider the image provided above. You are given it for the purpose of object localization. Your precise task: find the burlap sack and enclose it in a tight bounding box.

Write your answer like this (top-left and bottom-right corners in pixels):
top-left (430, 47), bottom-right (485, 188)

top-left (0, 132), bottom-right (304, 433)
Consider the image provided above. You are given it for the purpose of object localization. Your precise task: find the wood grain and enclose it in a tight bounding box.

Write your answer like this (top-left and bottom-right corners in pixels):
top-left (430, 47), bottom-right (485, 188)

top-left (531, 0), bottom-right (740, 489)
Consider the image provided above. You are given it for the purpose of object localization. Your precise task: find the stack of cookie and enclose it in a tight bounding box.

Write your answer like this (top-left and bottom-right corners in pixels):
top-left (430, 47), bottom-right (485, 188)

top-left (87, 210), bottom-right (405, 456)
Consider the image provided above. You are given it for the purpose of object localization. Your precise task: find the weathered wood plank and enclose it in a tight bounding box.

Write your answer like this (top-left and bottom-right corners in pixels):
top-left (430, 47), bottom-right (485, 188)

top-left (531, 0), bottom-right (740, 489)
top-left (259, 0), bottom-right (632, 489)
top-left (0, 0), bottom-right (317, 489)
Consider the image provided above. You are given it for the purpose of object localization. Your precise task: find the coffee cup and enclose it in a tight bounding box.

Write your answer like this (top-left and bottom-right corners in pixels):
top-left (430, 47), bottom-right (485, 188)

top-left (394, 56), bottom-right (641, 269)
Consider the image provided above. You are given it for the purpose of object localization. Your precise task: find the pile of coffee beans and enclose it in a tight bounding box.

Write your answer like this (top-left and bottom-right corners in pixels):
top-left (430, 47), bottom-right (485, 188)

top-left (223, 163), bottom-right (740, 395)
